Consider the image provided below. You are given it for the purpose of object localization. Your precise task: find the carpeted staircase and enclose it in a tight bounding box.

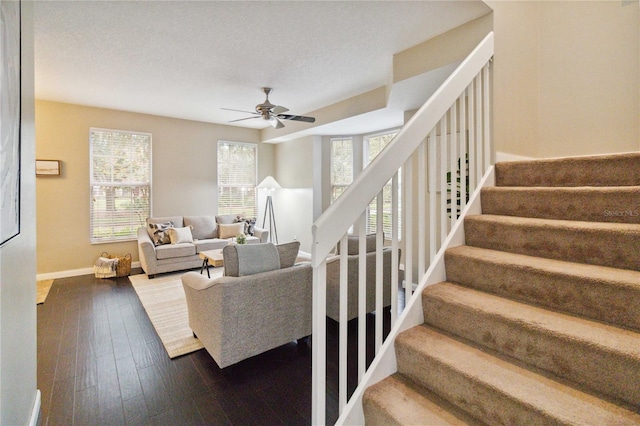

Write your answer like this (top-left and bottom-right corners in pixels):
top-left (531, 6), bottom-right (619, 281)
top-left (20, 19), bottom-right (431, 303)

top-left (363, 153), bottom-right (640, 425)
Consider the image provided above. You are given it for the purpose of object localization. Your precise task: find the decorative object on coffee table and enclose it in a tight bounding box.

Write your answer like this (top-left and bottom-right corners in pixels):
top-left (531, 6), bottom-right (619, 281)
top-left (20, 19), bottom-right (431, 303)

top-left (257, 175), bottom-right (281, 244)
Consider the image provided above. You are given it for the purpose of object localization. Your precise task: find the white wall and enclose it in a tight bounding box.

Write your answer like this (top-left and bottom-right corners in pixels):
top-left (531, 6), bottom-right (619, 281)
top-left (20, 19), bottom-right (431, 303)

top-left (1, 1), bottom-right (39, 423)
top-left (272, 136), bottom-right (315, 253)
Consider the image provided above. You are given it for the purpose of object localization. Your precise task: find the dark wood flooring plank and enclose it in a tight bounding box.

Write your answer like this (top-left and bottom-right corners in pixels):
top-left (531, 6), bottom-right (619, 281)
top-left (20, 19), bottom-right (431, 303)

top-left (137, 364), bottom-right (173, 418)
top-left (119, 302), bottom-right (155, 369)
top-left (193, 392), bottom-right (232, 425)
top-left (122, 394), bottom-right (150, 426)
top-left (74, 385), bottom-right (100, 426)
top-left (75, 327), bottom-right (98, 391)
top-left (257, 384), bottom-right (308, 426)
top-left (115, 355), bottom-right (143, 401)
top-left (96, 352), bottom-right (125, 425)
top-left (92, 300), bottom-right (114, 358)
top-left (107, 303), bottom-right (133, 361)
top-left (47, 377), bottom-right (75, 426)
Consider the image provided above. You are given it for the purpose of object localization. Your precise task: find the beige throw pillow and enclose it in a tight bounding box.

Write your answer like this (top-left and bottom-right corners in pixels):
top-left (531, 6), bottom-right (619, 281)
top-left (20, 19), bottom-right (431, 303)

top-left (218, 222), bottom-right (245, 239)
top-left (168, 226), bottom-right (194, 244)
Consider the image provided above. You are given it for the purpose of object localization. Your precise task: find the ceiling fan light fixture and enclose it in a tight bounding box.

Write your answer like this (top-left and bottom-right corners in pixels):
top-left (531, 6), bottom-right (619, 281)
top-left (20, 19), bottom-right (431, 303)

top-left (270, 117), bottom-right (284, 129)
top-left (223, 87), bottom-right (315, 129)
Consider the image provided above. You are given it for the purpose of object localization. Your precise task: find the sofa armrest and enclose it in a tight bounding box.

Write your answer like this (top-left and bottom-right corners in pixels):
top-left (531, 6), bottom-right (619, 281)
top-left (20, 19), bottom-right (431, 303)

top-left (253, 227), bottom-right (269, 243)
top-left (137, 227), bottom-right (157, 276)
top-left (182, 264), bottom-right (312, 368)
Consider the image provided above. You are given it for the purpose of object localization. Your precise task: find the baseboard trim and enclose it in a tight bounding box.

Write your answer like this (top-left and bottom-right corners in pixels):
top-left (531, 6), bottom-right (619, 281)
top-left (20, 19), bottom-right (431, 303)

top-left (29, 390), bottom-right (41, 426)
top-left (495, 151), bottom-right (535, 162)
top-left (36, 261), bottom-right (142, 281)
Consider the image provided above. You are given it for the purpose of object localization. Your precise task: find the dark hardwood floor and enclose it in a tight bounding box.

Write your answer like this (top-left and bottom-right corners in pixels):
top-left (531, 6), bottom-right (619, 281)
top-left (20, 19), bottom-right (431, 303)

top-left (37, 269), bottom-right (398, 425)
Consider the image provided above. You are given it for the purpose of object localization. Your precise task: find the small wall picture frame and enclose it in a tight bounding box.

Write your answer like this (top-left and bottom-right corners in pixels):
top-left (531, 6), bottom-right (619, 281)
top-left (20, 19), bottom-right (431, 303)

top-left (36, 160), bottom-right (61, 176)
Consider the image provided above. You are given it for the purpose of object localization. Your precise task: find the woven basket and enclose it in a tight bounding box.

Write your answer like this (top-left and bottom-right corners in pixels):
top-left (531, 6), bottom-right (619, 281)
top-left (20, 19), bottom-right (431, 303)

top-left (101, 252), bottom-right (132, 277)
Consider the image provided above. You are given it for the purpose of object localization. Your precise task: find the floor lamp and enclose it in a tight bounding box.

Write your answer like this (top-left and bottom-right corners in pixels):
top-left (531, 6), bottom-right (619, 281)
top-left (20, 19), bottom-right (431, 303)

top-left (257, 176), bottom-right (281, 244)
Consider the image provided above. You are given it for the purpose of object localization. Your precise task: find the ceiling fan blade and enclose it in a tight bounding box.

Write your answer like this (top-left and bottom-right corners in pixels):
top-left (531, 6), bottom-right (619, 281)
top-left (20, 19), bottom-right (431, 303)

top-left (228, 116), bottom-right (261, 123)
top-left (277, 114), bottom-right (316, 123)
top-left (270, 117), bottom-right (285, 129)
top-left (272, 105), bottom-right (289, 115)
top-left (221, 107), bottom-right (259, 115)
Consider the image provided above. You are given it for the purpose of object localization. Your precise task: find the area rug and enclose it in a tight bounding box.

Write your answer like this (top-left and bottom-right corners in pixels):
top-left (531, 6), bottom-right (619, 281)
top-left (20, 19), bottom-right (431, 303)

top-left (129, 270), bottom-right (222, 358)
top-left (36, 279), bottom-right (54, 304)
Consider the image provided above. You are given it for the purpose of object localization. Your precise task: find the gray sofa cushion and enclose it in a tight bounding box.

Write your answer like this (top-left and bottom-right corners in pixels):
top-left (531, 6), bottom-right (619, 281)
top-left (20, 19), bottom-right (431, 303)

top-left (155, 243), bottom-right (196, 260)
top-left (223, 243), bottom-right (281, 277)
top-left (216, 214), bottom-right (237, 225)
top-left (184, 215), bottom-right (218, 239)
top-left (336, 233), bottom-right (378, 255)
top-left (276, 241), bottom-right (300, 268)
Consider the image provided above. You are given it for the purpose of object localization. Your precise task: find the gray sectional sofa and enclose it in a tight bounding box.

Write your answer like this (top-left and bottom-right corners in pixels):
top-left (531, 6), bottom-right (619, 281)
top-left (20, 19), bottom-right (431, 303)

top-left (137, 214), bottom-right (268, 278)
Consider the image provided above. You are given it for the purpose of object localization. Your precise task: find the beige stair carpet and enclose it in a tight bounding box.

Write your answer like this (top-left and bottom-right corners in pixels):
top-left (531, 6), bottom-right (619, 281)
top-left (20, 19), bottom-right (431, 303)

top-left (363, 152), bottom-right (640, 425)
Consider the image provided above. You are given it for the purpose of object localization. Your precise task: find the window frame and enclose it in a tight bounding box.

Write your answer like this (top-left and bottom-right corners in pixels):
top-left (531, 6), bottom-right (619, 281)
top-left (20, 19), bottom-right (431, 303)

top-left (329, 137), bottom-right (354, 203)
top-left (89, 127), bottom-right (152, 244)
top-left (217, 140), bottom-right (258, 218)
top-left (363, 129), bottom-right (400, 237)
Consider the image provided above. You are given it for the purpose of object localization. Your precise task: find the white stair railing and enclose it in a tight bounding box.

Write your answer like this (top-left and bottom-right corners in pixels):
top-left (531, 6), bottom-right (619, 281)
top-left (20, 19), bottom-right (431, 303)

top-left (311, 32), bottom-right (494, 425)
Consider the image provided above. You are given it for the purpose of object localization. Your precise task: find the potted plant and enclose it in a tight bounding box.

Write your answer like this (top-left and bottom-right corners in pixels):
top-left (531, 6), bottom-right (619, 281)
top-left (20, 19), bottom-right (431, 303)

top-left (236, 233), bottom-right (247, 244)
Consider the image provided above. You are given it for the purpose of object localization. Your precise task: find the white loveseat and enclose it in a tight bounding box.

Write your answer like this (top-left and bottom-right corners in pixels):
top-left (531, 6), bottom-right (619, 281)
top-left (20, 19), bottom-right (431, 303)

top-left (137, 214), bottom-right (268, 278)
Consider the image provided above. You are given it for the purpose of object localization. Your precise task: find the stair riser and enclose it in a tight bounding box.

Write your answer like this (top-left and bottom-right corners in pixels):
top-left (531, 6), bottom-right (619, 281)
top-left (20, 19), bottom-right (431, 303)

top-left (444, 250), bottom-right (640, 330)
top-left (495, 153), bottom-right (640, 187)
top-left (422, 293), bottom-right (640, 407)
top-left (464, 217), bottom-right (640, 271)
top-left (396, 340), bottom-right (563, 425)
top-left (481, 187), bottom-right (640, 224)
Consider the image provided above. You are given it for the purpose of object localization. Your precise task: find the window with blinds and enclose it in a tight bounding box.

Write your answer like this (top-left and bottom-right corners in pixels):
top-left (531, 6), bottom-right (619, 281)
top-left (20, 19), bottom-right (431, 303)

top-left (90, 128), bottom-right (151, 243)
top-left (217, 141), bottom-right (257, 218)
top-left (365, 131), bottom-right (399, 237)
top-left (330, 137), bottom-right (353, 203)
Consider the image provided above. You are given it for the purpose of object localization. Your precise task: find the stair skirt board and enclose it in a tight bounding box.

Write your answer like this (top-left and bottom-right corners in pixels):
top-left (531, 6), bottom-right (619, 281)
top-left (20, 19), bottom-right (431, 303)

top-left (356, 153), bottom-right (640, 425)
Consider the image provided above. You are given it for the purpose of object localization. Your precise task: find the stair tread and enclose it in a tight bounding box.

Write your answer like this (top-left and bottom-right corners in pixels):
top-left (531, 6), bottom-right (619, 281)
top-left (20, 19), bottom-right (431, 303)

top-left (494, 152), bottom-right (640, 187)
top-left (481, 186), bottom-right (640, 223)
top-left (467, 213), bottom-right (640, 232)
top-left (444, 245), bottom-right (640, 330)
top-left (464, 214), bottom-right (640, 270)
top-left (446, 245), bottom-right (640, 289)
top-left (397, 325), bottom-right (640, 424)
top-left (364, 374), bottom-right (485, 426)
top-left (423, 282), bottom-right (640, 357)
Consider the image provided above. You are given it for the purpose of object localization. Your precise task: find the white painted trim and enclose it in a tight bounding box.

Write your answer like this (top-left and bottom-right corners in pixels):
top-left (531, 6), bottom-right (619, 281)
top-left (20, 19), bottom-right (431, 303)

top-left (36, 261), bottom-right (141, 281)
top-left (29, 390), bottom-right (41, 426)
top-left (336, 167), bottom-right (495, 425)
top-left (312, 32), bottom-right (494, 266)
top-left (495, 151), bottom-right (535, 162)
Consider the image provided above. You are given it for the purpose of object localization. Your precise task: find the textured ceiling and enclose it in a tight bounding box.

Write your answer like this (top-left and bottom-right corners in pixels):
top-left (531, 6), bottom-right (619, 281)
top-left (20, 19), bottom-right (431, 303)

top-left (34, 1), bottom-right (490, 133)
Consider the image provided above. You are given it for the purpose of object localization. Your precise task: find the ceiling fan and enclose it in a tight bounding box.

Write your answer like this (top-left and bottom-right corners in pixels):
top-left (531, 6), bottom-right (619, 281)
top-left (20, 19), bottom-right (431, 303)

top-left (222, 87), bottom-right (316, 129)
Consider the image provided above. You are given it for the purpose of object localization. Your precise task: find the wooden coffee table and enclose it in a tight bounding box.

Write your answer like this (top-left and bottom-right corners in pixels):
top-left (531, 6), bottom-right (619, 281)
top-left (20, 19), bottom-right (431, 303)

top-left (199, 249), bottom-right (224, 278)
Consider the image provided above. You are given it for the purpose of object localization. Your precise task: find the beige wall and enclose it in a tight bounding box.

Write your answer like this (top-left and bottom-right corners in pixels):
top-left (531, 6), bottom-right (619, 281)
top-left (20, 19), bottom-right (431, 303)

top-left (35, 100), bottom-right (273, 275)
top-left (488, 0), bottom-right (639, 158)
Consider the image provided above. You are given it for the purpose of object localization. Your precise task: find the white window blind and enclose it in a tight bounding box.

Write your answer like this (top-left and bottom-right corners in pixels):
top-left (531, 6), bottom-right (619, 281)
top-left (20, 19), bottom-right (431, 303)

top-left (90, 128), bottom-right (151, 243)
top-left (217, 141), bottom-right (257, 217)
top-left (330, 137), bottom-right (353, 203)
top-left (365, 131), bottom-right (399, 236)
